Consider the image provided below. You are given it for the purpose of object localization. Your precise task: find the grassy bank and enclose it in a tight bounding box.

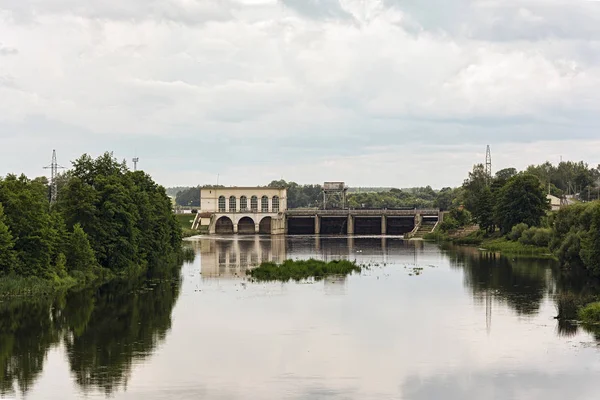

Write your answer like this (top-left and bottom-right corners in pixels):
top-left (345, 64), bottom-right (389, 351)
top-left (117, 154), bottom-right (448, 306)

top-left (0, 274), bottom-right (77, 299)
top-left (248, 259), bottom-right (361, 282)
top-left (424, 230), bottom-right (551, 256)
top-left (478, 237), bottom-right (552, 256)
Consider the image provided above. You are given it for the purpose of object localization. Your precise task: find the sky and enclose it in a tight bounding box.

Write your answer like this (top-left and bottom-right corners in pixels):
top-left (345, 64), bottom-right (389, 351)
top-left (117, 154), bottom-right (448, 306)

top-left (1, 0), bottom-right (599, 189)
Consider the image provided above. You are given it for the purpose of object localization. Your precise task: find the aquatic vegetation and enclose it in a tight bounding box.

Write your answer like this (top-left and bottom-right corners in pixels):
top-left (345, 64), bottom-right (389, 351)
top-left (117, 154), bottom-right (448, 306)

top-left (579, 302), bottom-right (600, 325)
top-left (247, 259), bottom-right (361, 282)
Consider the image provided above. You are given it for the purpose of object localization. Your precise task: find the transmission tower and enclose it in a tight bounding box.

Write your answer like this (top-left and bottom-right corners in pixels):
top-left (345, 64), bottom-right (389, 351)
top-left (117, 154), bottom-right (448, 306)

top-left (132, 157), bottom-right (139, 171)
top-left (485, 145), bottom-right (492, 183)
top-left (43, 149), bottom-right (64, 204)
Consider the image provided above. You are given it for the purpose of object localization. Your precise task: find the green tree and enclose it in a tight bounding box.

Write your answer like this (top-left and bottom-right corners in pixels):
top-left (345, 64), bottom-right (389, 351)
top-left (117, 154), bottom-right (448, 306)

top-left (0, 175), bottom-right (59, 277)
top-left (66, 224), bottom-right (97, 274)
top-left (495, 174), bottom-right (549, 233)
top-left (0, 204), bottom-right (17, 275)
top-left (475, 186), bottom-right (495, 233)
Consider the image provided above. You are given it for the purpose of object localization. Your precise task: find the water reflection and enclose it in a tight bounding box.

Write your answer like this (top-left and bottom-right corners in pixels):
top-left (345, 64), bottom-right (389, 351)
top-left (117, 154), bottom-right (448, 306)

top-left (0, 297), bottom-right (62, 396)
top-left (2, 237), bottom-right (600, 399)
top-left (0, 274), bottom-right (181, 398)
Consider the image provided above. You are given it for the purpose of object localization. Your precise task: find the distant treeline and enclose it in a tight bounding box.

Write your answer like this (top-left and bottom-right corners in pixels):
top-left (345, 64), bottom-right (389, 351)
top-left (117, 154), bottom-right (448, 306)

top-left (170, 182), bottom-right (458, 210)
top-left (0, 153), bottom-right (182, 286)
top-left (440, 160), bottom-right (600, 277)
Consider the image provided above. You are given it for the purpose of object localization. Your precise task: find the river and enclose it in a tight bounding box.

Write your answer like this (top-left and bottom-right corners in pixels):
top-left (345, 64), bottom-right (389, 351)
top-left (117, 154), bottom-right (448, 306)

top-left (1, 235), bottom-right (599, 399)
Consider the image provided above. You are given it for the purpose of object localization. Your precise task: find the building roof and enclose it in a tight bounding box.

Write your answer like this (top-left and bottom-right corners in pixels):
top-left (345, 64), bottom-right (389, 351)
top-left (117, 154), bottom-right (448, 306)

top-left (202, 186), bottom-right (286, 190)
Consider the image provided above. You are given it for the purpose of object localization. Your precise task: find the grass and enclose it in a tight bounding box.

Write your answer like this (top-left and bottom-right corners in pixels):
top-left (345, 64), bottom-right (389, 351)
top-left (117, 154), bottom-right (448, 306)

top-left (478, 237), bottom-right (552, 256)
top-left (0, 274), bottom-right (75, 299)
top-left (579, 302), bottom-right (600, 325)
top-left (248, 259), bottom-right (361, 282)
top-left (175, 213), bottom-right (196, 229)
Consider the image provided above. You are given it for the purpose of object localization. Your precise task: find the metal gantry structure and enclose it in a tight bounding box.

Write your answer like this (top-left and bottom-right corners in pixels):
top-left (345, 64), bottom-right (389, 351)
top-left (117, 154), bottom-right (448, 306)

top-left (485, 145), bottom-right (492, 184)
top-left (132, 157), bottom-right (139, 171)
top-left (322, 182), bottom-right (348, 210)
top-left (43, 149), bottom-right (64, 205)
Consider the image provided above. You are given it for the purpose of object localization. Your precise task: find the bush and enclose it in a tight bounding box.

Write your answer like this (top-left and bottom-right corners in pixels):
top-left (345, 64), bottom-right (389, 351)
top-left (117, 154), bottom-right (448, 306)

top-left (579, 302), bottom-right (600, 324)
top-left (532, 228), bottom-right (552, 247)
top-left (508, 223), bottom-right (528, 241)
top-left (517, 227), bottom-right (551, 248)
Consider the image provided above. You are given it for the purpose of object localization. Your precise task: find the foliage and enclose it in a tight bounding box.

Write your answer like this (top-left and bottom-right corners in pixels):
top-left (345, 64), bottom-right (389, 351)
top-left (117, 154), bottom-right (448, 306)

top-left (578, 302), bottom-right (600, 325)
top-left (550, 202), bottom-right (600, 276)
top-left (57, 153), bottom-right (182, 276)
top-left (526, 161), bottom-right (600, 199)
top-left (65, 224), bottom-right (98, 278)
top-left (494, 174), bottom-right (549, 234)
top-left (507, 223), bottom-right (529, 241)
top-left (175, 186), bottom-right (200, 207)
top-left (517, 227), bottom-right (552, 248)
top-left (439, 208), bottom-right (472, 232)
top-left (248, 259), bottom-right (361, 282)
top-left (268, 180), bottom-right (322, 208)
top-left (0, 152), bottom-right (183, 289)
top-left (0, 204), bottom-right (17, 276)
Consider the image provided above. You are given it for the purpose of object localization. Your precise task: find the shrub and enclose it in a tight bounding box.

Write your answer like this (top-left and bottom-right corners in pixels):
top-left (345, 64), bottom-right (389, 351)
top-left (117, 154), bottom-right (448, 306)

top-left (579, 302), bottom-right (600, 324)
top-left (508, 223), bottom-right (528, 241)
top-left (532, 228), bottom-right (552, 247)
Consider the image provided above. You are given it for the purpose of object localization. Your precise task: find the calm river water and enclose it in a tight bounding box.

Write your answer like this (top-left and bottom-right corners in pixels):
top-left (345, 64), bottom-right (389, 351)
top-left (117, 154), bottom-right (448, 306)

top-left (1, 235), bottom-right (600, 400)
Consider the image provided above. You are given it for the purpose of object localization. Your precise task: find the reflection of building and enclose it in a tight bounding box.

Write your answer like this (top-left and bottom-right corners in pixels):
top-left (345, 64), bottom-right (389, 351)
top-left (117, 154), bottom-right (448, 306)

top-left (193, 187), bottom-right (288, 235)
top-left (200, 236), bottom-right (287, 278)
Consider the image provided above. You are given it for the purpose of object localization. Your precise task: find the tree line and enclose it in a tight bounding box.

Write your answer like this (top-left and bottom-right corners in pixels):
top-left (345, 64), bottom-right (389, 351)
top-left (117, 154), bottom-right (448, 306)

top-left (171, 181), bottom-right (460, 210)
top-left (0, 152), bottom-right (182, 284)
top-left (443, 160), bottom-right (600, 277)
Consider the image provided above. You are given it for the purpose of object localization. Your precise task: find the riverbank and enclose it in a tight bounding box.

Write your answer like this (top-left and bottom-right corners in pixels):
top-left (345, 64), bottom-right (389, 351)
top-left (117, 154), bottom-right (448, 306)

top-left (424, 229), bottom-right (552, 257)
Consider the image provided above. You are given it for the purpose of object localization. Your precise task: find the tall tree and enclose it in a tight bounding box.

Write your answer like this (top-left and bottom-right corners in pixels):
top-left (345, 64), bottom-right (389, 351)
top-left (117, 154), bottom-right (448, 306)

top-left (0, 204), bottom-right (17, 275)
top-left (495, 174), bottom-right (549, 233)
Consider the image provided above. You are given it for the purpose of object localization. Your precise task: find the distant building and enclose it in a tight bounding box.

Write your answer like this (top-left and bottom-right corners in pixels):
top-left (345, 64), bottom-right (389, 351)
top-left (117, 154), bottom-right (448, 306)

top-left (547, 194), bottom-right (561, 211)
top-left (194, 187), bottom-right (288, 234)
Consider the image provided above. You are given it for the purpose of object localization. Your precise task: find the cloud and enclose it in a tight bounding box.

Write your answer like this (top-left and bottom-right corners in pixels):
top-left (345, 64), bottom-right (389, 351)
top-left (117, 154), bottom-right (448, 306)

top-left (0, 42), bottom-right (18, 55)
top-left (280, 0), bottom-right (356, 21)
top-left (1, 0), bottom-right (599, 186)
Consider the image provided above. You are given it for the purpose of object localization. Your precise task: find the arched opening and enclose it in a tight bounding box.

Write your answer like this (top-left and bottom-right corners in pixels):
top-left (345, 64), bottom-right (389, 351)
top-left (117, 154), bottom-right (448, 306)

top-left (261, 195), bottom-right (269, 212)
top-left (238, 216), bottom-right (256, 234)
top-left (251, 196), bottom-right (258, 212)
top-left (218, 196), bottom-right (226, 212)
top-left (240, 196), bottom-right (248, 211)
top-left (215, 216), bottom-right (233, 234)
top-left (272, 196), bottom-right (280, 212)
top-left (259, 216), bottom-right (272, 234)
top-left (229, 196), bottom-right (236, 212)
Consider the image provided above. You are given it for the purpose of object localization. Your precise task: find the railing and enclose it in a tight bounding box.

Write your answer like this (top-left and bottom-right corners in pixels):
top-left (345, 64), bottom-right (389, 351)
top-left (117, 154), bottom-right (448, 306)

top-left (285, 209), bottom-right (440, 216)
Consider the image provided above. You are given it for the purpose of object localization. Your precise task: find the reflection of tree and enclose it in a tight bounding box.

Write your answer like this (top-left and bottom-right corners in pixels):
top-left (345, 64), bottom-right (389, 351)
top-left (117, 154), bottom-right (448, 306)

top-left (444, 246), bottom-right (552, 315)
top-left (64, 276), bottom-right (181, 395)
top-left (0, 270), bottom-right (181, 397)
top-left (0, 296), bottom-right (62, 397)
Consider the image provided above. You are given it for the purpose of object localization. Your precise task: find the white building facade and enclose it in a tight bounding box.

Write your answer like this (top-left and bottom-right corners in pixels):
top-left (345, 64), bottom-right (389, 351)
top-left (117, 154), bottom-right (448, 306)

top-left (194, 187), bottom-right (288, 235)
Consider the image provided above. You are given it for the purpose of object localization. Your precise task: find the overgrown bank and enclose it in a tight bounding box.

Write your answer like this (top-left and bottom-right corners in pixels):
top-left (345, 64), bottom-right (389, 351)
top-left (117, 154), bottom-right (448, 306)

top-left (0, 152), bottom-right (184, 297)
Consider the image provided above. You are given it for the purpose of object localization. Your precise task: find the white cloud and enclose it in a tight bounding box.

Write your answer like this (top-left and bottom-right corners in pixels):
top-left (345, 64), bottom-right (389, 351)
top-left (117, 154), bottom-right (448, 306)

top-left (1, 0), bottom-right (599, 186)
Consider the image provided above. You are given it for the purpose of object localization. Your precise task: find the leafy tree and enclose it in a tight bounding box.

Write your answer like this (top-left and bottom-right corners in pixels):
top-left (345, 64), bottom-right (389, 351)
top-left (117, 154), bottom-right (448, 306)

top-left (495, 174), bottom-right (549, 233)
top-left (66, 224), bottom-right (97, 274)
top-left (0, 204), bottom-right (17, 275)
top-left (0, 175), bottom-right (60, 278)
top-left (475, 186), bottom-right (495, 233)
top-left (175, 186), bottom-right (200, 207)
top-left (495, 168), bottom-right (517, 181)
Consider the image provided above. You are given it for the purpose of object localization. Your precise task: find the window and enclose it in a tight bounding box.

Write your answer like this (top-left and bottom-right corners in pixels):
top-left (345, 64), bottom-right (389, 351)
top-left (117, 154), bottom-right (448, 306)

top-left (261, 196), bottom-right (269, 212)
top-left (272, 196), bottom-right (280, 212)
top-left (218, 196), bottom-right (226, 212)
top-left (251, 196), bottom-right (258, 212)
top-left (229, 196), bottom-right (236, 212)
top-left (240, 196), bottom-right (248, 211)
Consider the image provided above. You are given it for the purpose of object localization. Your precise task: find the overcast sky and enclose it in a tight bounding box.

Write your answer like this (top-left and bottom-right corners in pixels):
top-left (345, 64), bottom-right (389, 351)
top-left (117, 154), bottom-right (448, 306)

top-left (1, 0), bottom-right (599, 188)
